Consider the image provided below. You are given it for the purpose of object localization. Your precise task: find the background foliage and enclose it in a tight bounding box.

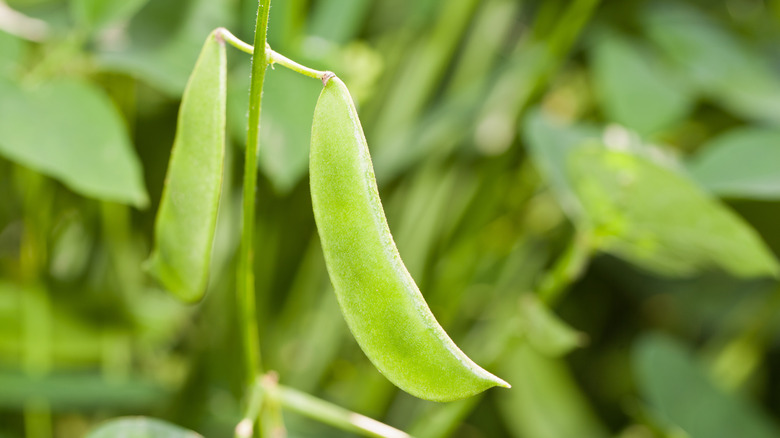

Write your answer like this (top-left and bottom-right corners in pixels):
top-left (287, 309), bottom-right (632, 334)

top-left (1, 0), bottom-right (780, 437)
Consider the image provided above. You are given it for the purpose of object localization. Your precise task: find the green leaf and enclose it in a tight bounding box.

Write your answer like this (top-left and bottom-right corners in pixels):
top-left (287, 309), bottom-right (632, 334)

top-left (0, 30), bottom-right (23, 79)
top-left (71, 0), bottom-right (150, 32)
top-left (308, 0), bottom-right (373, 44)
top-left (688, 128), bottom-right (780, 200)
top-left (259, 65), bottom-right (322, 193)
top-left (591, 31), bottom-right (693, 136)
top-left (0, 77), bottom-right (148, 207)
top-left (641, 3), bottom-right (780, 125)
top-left (0, 282), bottom-right (104, 366)
top-left (524, 110), bottom-right (778, 278)
top-left (146, 30), bottom-right (226, 303)
top-left (0, 373), bottom-right (166, 410)
top-left (518, 294), bottom-right (585, 357)
top-left (87, 417), bottom-right (201, 438)
top-left (522, 109), bottom-right (601, 220)
top-left (97, 0), bottom-right (230, 96)
top-left (568, 145), bottom-right (779, 278)
top-left (497, 342), bottom-right (609, 438)
top-left (634, 334), bottom-right (780, 438)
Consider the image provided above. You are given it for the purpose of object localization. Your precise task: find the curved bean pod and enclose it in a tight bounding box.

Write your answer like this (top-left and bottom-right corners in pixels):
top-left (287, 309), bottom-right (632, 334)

top-left (310, 76), bottom-right (509, 402)
top-left (146, 30), bottom-right (227, 302)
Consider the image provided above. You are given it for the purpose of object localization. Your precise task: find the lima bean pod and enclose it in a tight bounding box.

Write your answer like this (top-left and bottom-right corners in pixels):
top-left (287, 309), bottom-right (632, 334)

top-left (310, 76), bottom-right (509, 402)
top-left (146, 30), bottom-right (227, 302)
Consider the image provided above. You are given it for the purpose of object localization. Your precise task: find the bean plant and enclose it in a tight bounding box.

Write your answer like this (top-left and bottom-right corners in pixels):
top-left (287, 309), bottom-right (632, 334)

top-left (1, 0), bottom-right (780, 437)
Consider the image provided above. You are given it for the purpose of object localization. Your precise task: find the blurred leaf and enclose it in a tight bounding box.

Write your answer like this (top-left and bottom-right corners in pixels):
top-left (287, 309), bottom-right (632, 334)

top-left (307, 0), bottom-right (372, 44)
top-left (229, 64), bottom-right (320, 193)
top-left (97, 0), bottom-right (231, 96)
top-left (0, 31), bottom-right (23, 78)
top-left (370, 0), bottom-right (481, 155)
top-left (259, 66), bottom-right (321, 193)
top-left (568, 145), bottom-right (779, 278)
top-left (497, 342), bottom-right (609, 438)
top-left (49, 215), bottom-right (93, 280)
top-left (519, 294), bottom-right (585, 357)
top-left (0, 373), bottom-right (167, 410)
top-left (475, 0), bottom-right (601, 155)
top-left (0, 281), bottom-right (115, 365)
top-left (408, 397), bottom-right (480, 438)
top-left (591, 31), bottom-right (693, 135)
top-left (227, 65), bottom-right (251, 141)
top-left (641, 3), bottom-right (780, 125)
top-left (446, 0), bottom-right (520, 93)
top-left (71, 0), bottom-right (150, 32)
top-left (634, 333), bottom-right (780, 438)
top-left (87, 417), bottom-right (201, 438)
top-left (0, 77), bottom-right (148, 207)
top-left (523, 109), bottom-right (600, 220)
top-left (688, 127), bottom-right (780, 200)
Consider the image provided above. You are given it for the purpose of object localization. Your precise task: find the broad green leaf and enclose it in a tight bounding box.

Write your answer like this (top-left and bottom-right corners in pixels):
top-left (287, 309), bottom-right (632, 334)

top-left (634, 334), bottom-right (780, 438)
top-left (591, 31), bottom-right (693, 136)
top-left (97, 0), bottom-right (230, 96)
top-left (71, 0), bottom-right (150, 32)
top-left (518, 294), bottom-right (585, 357)
top-left (146, 30), bottom-right (226, 303)
top-left (688, 128), bottom-right (780, 200)
top-left (87, 418), bottom-right (201, 438)
top-left (568, 145), bottom-right (779, 278)
top-left (641, 3), bottom-right (780, 125)
top-left (523, 109), bottom-right (601, 220)
top-left (497, 342), bottom-right (609, 438)
top-left (0, 77), bottom-right (148, 207)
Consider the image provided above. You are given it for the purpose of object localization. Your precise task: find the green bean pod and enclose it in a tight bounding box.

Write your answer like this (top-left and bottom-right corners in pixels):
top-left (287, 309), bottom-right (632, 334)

top-left (310, 77), bottom-right (509, 402)
top-left (146, 30), bottom-right (227, 302)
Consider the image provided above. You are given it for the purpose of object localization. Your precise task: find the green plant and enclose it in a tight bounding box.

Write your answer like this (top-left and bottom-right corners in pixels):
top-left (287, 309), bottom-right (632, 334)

top-left (87, 0), bottom-right (513, 432)
top-left (2, 0), bottom-right (780, 437)
top-left (95, 0), bottom-right (513, 428)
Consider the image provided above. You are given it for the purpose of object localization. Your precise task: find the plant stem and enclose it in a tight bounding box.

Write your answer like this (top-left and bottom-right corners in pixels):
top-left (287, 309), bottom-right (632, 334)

top-left (215, 27), bottom-right (333, 84)
top-left (234, 378), bottom-right (266, 438)
top-left (259, 374), bottom-right (286, 438)
top-left (537, 231), bottom-right (593, 306)
top-left (274, 384), bottom-right (409, 438)
top-left (0, 1), bottom-right (49, 41)
top-left (238, 0), bottom-right (271, 411)
top-left (266, 49), bottom-right (334, 84)
top-left (217, 27), bottom-right (255, 54)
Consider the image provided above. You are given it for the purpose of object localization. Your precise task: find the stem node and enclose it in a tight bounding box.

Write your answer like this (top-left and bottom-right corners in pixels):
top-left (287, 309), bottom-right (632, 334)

top-left (321, 71), bottom-right (336, 86)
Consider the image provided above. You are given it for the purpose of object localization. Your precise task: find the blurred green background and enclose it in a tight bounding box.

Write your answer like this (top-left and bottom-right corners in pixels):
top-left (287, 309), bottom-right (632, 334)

top-left (1, 0), bottom-right (780, 436)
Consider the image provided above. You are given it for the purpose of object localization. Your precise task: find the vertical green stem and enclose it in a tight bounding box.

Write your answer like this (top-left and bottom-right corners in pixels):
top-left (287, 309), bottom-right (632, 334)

top-left (238, 0), bottom-right (271, 399)
top-left (234, 378), bottom-right (266, 438)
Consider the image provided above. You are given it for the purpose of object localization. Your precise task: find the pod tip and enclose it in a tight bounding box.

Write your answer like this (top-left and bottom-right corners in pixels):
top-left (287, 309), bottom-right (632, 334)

top-left (494, 376), bottom-right (511, 389)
